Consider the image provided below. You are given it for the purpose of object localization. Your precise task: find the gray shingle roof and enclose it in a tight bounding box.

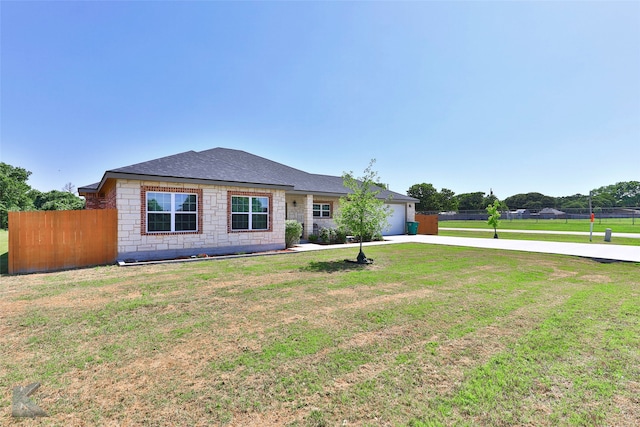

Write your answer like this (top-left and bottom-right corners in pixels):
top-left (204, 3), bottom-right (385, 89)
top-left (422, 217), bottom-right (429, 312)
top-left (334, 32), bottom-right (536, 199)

top-left (80, 148), bottom-right (416, 201)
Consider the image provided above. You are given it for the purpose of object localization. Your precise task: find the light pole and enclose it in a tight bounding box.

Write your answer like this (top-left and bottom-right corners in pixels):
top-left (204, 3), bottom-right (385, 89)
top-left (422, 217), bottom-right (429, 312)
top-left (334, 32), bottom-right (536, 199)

top-left (589, 191), bottom-right (593, 242)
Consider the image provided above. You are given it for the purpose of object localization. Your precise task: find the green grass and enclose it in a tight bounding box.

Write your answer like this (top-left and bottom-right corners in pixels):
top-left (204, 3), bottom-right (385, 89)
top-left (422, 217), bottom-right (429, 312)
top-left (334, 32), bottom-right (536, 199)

top-left (436, 283), bottom-right (638, 425)
top-left (440, 229), bottom-right (640, 246)
top-left (1, 244), bottom-right (638, 426)
top-left (0, 229), bottom-right (7, 275)
top-left (441, 218), bottom-right (639, 233)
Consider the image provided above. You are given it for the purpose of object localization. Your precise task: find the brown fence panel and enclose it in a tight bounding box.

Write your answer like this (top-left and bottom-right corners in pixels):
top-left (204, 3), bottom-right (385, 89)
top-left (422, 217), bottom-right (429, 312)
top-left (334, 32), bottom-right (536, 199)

top-left (8, 209), bottom-right (117, 274)
top-left (416, 214), bottom-right (438, 235)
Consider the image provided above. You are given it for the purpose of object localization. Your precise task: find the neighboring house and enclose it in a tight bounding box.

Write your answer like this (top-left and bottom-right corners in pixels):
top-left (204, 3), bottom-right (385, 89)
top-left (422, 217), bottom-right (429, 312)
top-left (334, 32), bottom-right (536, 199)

top-left (79, 148), bottom-right (417, 261)
top-left (508, 209), bottom-right (530, 220)
top-left (613, 208), bottom-right (640, 217)
top-left (537, 208), bottom-right (566, 219)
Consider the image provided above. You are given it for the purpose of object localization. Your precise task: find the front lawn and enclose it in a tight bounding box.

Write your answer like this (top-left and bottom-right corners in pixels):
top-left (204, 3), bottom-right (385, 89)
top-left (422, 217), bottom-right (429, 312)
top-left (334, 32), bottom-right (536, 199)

top-left (1, 244), bottom-right (638, 426)
top-left (0, 230), bottom-right (7, 275)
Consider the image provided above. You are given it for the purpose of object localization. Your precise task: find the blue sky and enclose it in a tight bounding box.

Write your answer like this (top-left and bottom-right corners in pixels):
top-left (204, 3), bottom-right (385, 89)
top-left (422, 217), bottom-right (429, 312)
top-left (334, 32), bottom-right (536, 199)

top-left (2, 1), bottom-right (638, 199)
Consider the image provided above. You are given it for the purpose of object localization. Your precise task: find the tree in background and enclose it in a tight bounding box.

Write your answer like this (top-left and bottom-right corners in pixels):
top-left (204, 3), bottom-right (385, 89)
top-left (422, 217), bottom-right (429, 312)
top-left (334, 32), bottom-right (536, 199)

top-left (614, 181), bottom-right (640, 206)
top-left (62, 182), bottom-right (76, 194)
top-left (503, 192), bottom-right (556, 210)
top-left (486, 199), bottom-right (501, 239)
top-left (406, 181), bottom-right (639, 213)
top-left (592, 181), bottom-right (640, 207)
top-left (32, 190), bottom-right (85, 211)
top-left (438, 188), bottom-right (458, 212)
top-left (407, 184), bottom-right (458, 212)
top-left (335, 160), bottom-right (390, 264)
top-left (0, 163), bottom-right (35, 229)
top-left (483, 189), bottom-right (498, 208)
top-left (556, 194), bottom-right (589, 210)
top-left (590, 191), bottom-right (616, 208)
top-left (456, 192), bottom-right (486, 211)
top-left (407, 183), bottom-right (441, 211)
top-left (501, 183), bottom-right (640, 211)
top-left (0, 162), bottom-right (86, 229)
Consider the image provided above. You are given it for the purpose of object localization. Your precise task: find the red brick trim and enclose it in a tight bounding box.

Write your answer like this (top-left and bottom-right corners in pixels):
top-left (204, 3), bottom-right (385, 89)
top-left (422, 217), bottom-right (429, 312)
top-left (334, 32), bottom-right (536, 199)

top-left (82, 181), bottom-right (116, 209)
top-left (227, 191), bottom-right (273, 233)
top-left (141, 186), bottom-right (203, 236)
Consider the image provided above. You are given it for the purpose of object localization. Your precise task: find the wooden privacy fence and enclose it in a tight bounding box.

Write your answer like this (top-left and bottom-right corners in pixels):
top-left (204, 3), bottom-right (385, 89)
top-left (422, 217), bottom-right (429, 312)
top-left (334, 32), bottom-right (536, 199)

top-left (8, 209), bottom-right (117, 274)
top-left (415, 214), bottom-right (438, 235)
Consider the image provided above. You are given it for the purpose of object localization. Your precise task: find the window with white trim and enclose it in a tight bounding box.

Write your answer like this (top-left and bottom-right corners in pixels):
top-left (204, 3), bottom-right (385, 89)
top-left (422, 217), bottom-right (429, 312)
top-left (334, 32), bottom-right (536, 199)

top-left (313, 203), bottom-right (331, 218)
top-left (231, 195), bottom-right (269, 230)
top-left (146, 192), bottom-right (198, 233)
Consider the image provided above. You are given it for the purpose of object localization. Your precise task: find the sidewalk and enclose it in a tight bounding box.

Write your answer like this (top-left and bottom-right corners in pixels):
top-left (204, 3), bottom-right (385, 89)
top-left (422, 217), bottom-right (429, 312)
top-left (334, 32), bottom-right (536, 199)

top-left (291, 234), bottom-right (640, 263)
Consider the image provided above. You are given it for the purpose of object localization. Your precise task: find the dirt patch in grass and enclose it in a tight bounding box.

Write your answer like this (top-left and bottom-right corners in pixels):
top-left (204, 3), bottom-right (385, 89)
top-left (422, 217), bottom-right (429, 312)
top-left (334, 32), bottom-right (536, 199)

top-left (609, 381), bottom-right (640, 425)
top-left (579, 274), bottom-right (613, 283)
top-left (549, 268), bottom-right (579, 280)
top-left (327, 285), bottom-right (434, 311)
top-left (328, 290), bottom-right (570, 402)
top-left (1, 245), bottom-right (638, 426)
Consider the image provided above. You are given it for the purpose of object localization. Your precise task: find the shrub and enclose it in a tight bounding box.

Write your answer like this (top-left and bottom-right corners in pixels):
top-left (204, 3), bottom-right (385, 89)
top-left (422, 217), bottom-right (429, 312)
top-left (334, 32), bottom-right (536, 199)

top-left (318, 227), bottom-right (347, 244)
top-left (308, 234), bottom-right (319, 243)
top-left (335, 229), bottom-right (348, 244)
top-left (285, 220), bottom-right (303, 248)
top-left (351, 231), bottom-right (383, 243)
top-left (318, 227), bottom-right (335, 244)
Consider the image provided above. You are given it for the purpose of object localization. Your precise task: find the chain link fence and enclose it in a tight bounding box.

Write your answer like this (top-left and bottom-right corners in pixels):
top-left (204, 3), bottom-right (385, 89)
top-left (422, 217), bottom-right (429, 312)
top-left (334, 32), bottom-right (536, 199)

top-left (418, 207), bottom-right (640, 225)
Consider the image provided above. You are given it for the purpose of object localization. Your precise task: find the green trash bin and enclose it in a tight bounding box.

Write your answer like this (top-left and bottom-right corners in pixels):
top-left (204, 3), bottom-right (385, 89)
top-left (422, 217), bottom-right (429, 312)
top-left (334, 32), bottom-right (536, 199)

top-left (406, 221), bottom-right (419, 235)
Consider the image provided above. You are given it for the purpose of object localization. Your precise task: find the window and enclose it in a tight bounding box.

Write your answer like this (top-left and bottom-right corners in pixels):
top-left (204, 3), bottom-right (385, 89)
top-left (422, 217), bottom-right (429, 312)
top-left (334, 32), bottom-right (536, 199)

top-left (147, 192), bottom-right (198, 233)
top-left (231, 195), bottom-right (269, 231)
top-left (313, 203), bottom-right (331, 218)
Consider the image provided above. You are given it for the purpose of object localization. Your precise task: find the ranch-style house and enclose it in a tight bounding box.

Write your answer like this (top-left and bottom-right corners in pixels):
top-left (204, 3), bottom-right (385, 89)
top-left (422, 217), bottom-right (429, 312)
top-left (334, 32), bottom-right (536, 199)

top-left (78, 148), bottom-right (417, 261)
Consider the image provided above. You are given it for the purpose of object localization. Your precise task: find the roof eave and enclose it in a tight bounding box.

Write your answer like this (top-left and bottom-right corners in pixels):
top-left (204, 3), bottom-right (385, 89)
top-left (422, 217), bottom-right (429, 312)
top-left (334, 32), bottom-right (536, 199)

top-left (80, 172), bottom-right (295, 194)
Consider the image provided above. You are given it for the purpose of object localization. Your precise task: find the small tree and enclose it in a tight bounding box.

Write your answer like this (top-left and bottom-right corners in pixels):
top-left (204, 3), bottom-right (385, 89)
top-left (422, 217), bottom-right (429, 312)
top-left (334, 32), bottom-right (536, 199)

top-left (487, 199), bottom-right (501, 239)
top-left (334, 159), bottom-right (390, 264)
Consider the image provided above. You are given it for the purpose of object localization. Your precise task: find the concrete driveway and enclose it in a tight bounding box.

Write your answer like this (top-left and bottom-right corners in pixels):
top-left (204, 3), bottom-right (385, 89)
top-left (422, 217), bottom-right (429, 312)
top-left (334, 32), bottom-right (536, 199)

top-left (292, 234), bottom-right (640, 263)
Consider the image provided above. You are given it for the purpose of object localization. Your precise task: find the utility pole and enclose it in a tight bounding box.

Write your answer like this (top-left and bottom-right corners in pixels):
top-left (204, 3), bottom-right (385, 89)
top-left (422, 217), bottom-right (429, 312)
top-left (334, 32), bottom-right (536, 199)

top-left (589, 191), bottom-right (593, 242)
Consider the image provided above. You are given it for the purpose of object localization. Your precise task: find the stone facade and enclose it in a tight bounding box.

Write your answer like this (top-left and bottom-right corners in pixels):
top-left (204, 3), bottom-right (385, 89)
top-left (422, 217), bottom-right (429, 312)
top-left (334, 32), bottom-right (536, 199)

top-left (82, 178), bottom-right (414, 260)
top-left (116, 179), bottom-right (286, 261)
top-left (284, 195), bottom-right (415, 237)
top-left (285, 195), bottom-right (341, 237)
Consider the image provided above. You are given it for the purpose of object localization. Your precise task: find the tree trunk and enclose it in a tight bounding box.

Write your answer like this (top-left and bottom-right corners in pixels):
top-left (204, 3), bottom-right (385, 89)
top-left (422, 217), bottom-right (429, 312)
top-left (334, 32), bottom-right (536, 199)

top-left (357, 239), bottom-right (368, 263)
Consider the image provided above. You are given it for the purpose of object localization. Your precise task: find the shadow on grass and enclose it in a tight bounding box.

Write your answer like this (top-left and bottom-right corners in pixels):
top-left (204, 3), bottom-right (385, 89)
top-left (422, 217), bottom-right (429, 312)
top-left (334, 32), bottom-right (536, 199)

top-left (0, 251), bottom-right (7, 275)
top-left (300, 260), bottom-right (369, 273)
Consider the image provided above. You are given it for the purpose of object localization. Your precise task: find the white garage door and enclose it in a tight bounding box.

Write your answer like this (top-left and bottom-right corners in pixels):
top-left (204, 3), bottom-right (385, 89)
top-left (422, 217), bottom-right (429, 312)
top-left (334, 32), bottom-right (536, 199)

top-left (384, 204), bottom-right (406, 235)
